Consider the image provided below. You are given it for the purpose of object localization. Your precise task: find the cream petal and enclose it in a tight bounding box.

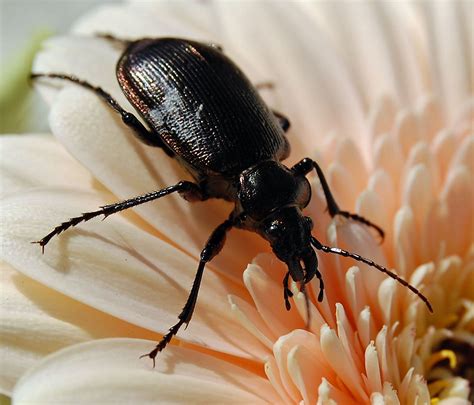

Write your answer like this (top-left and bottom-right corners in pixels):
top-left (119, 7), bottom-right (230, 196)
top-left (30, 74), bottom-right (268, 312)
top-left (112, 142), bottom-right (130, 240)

top-left (367, 169), bottom-right (397, 220)
top-left (373, 133), bottom-right (404, 192)
top-left (368, 96), bottom-right (399, 141)
top-left (393, 206), bottom-right (416, 276)
top-left (334, 137), bottom-right (367, 192)
top-left (32, 36), bottom-right (122, 105)
top-left (442, 166), bottom-right (473, 255)
top-left (402, 163), bottom-right (434, 236)
top-left (243, 264), bottom-right (303, 337)
top-left (0, 189), bottom-right (267, 359)
top-left (328, 220), bottom-right (387, 315)
top-left (378, 279), bottom-right (397, 325)
top-left (0, 261), bottom-right (159, 395)
top-left (287, 345), bottom-right (319, 405)
top-left (327, 162), bottom-right (358, 209)
top-left (423, 1), bottom-right (472, 122)
top-left (365, 342), bottom-right (383, 394)
top-left (227, 294), bottom-right (275, 349)
top-left (73, 2), bottom-right (215, 40)
top-left (215, 1), bottom-right (367, 160)
top-left (13, 339), bottom-right (280, 404)
top-left (432, 129), bottom-right (458, 182)
top-left (356, 189), bottom-right (390, 248)
top-left (417, 96), bottom-right (444, 141)
top-left (0, 135), bottom-right (92, 197)
top-left (394, 110), bottom-right (423, 157)
top-left (449, 135), bottom-right (474, 174)
top-left (264, 357), bottom-right (294, 404)
top-left (357, 308), bottom-right (373, 348)
top-left (320, 324), bottom-right (368, 402)
top-left (317, 378), bottom-right (357, 405)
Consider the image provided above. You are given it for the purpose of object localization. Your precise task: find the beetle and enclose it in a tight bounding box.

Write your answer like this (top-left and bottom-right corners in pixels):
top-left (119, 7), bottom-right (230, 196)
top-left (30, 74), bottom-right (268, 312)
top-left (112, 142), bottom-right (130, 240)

top-left (32, 36), bottom-right (432, 365)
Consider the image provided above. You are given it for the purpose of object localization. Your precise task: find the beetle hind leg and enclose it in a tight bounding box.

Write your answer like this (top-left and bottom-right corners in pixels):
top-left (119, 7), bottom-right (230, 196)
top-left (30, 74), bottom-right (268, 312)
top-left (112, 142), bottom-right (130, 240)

top-left (141, 217), bottom-right (234, 366)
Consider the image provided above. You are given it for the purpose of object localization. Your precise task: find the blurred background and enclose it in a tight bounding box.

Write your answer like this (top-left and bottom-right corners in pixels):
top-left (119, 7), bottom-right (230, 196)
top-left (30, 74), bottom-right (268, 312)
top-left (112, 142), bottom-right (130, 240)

top-left (0, 0), bottom-right (120, 134)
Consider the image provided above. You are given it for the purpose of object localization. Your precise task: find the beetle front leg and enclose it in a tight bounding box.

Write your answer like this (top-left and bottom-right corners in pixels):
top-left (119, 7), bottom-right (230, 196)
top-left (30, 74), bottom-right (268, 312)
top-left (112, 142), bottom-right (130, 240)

top-left (292, 158), bottom-right (385, 240)
top-left (33, 181), bottom-right (205, 251)
top-left (31, 73), bottom-right (168, 150)
top-left (141, 217), bottom-right (234, 366)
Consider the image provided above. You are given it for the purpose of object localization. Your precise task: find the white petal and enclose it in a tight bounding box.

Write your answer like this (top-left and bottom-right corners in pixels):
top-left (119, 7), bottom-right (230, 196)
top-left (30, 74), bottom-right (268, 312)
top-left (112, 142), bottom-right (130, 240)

top-left (13, 339), bottom-right (280, 404)
top-left (0, 135), bottom-right (92, 197)
top-left (0, 189), bottom-right (266, 359)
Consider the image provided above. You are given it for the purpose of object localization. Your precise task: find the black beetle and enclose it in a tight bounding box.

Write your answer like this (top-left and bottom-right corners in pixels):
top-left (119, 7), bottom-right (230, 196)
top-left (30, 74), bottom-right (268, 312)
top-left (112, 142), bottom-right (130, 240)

top-left (32, 36), bottom-right (432, 365)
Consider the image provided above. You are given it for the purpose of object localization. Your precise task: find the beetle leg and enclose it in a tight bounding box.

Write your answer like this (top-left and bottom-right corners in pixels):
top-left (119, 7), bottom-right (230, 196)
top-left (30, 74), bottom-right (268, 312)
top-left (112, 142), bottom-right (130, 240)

top-left (95, 33), bottom-right (133, 47)
top-left (33, 181), bottom-right (205, 252)
top-left (141, 217), bottom-right (234, 367)
top-left (31, 73), bottom-right (167, 149)
top-left (292, 158), bottom-right (385, 241)
top-left (283, 271), bottom-right (293, 310)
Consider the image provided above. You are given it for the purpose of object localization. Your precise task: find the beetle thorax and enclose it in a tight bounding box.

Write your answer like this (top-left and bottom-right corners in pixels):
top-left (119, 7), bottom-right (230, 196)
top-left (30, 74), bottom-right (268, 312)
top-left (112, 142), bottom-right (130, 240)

top-left (237, 160), bottom-right (311, 221)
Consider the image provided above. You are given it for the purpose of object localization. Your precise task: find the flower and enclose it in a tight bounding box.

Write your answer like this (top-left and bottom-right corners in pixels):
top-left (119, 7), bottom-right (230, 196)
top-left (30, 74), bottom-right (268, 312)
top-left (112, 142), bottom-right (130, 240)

top-left (1, 1), bottom-right (472, 403)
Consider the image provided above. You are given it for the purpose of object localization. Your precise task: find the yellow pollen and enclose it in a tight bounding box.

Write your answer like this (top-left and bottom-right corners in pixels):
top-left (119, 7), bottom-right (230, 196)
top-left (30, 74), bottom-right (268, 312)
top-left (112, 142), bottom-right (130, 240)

top-left (426, 350), bottom-right (457, 370)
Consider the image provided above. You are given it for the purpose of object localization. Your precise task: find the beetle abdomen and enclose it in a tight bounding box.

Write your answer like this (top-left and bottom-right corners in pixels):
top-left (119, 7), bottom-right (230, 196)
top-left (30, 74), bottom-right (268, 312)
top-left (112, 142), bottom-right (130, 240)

top-left (116, 38), bottom-right (287, 175)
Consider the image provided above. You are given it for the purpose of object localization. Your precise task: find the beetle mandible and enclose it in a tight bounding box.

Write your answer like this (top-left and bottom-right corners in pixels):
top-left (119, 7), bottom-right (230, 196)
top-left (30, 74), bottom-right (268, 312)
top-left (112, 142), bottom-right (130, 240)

top-left (32, 36), bottom-right (432, 366)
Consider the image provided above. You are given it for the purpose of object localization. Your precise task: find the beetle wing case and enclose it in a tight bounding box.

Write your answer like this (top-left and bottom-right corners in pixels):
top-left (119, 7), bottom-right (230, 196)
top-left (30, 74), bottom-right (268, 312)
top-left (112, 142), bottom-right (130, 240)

top-left (116, 38), bottom-right (288, 177)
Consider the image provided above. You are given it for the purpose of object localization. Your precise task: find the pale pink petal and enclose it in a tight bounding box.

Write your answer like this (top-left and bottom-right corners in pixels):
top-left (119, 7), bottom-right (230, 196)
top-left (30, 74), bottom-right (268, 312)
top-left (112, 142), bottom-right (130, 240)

top-left (0, 189), bottom-right (266, 359)
top-left (13, 339), bottom-right (280, 403)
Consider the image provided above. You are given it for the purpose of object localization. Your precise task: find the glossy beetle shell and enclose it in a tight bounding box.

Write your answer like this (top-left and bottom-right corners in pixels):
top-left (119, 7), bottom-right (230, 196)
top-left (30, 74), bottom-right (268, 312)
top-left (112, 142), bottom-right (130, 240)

top-left (116, 38), bottom-right (289, 177)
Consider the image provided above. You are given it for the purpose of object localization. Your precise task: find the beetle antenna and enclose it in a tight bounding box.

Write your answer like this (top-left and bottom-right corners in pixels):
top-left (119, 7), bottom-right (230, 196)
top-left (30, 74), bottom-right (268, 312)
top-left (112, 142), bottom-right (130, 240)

top-left (310, 237), bottom-right (433, 312)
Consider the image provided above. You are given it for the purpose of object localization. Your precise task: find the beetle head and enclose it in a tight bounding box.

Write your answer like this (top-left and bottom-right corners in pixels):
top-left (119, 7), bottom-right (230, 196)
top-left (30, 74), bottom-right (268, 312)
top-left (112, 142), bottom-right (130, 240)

top-left (261, 207), bottom-right (317, 283)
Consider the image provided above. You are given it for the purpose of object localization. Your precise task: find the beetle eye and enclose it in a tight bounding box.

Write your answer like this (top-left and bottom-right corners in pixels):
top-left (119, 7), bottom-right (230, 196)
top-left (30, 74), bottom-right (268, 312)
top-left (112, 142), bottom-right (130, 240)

top-left (267, 222), bottom-right (283, 239)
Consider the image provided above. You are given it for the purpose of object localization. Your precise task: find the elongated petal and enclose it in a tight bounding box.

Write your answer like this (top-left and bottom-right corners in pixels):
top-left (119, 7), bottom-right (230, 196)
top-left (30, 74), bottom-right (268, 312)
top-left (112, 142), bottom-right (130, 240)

top-left (13, 339), bottom-right (280, 404)
top-left (0, 134), bottom-right (92, 197)
top-left (0, 189), bottom-right (266, 359)
top-left (0, 261), bottom-right (158, 395)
